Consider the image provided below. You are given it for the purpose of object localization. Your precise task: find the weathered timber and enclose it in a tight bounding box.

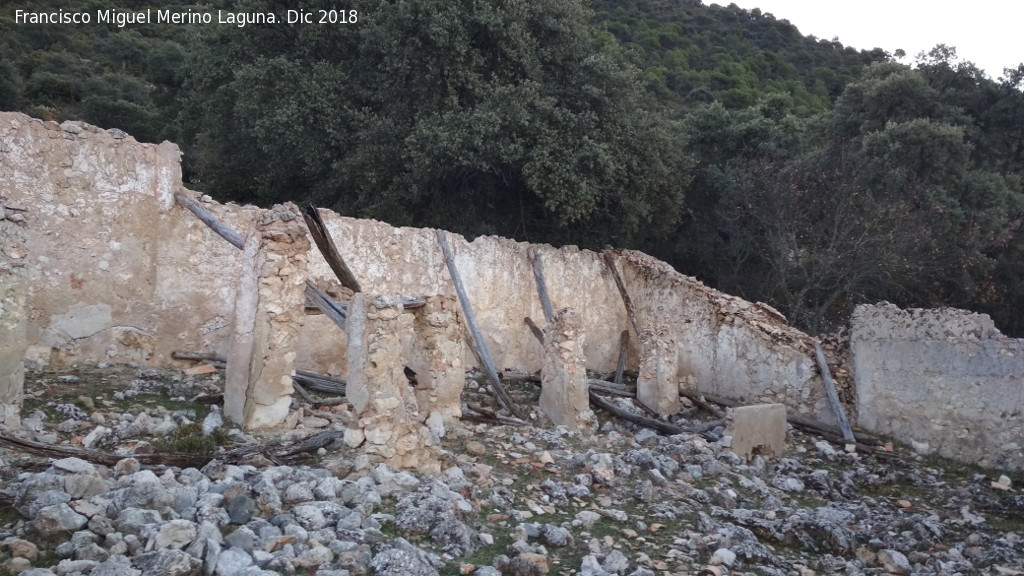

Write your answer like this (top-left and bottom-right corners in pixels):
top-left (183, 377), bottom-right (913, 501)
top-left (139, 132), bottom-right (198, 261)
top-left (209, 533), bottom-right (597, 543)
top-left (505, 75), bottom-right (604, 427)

top-left (524, 317), bottom-right (544, 343)
top-left (174, 192), bottom-right (245, 250)
top-left (305, 281), bottom-right (348, 331)
top-left (291, 381), bottom-right (317, 404)
top-left (503, 369), bottom-right (541, 383)
top-left (0, 424), bottom-right (347, 469)
top-left (614, 330), bottom-right (629, 384)
top-left (528, 246), bottom-right (554, 324)
top-left (678, 390), bottom-right (727, 420)
top-left (436, 229), bottom-right (524, 418)
top-left (814, 339), bottom-right (856, 443)
top-left (0, 428), bottom-right (239, 468)
top-left (587, 378), bottom-right (636, 398)
top-left (275, 429), bottom-right (345, 458)
top-left (172, 350), bottom-right (227, 363)
top-left (301, 205), bottom-right (362, 293)
top-left (293, 370), bottom-right (346, 395)
top-left (588, 391), bottom-right (718, 440)
top-left (602, 251), bottom-right (641, 336)
top-left (462, 402), bottom-right (527, 427)
top-left (787, 414), bottom-right (881, 446)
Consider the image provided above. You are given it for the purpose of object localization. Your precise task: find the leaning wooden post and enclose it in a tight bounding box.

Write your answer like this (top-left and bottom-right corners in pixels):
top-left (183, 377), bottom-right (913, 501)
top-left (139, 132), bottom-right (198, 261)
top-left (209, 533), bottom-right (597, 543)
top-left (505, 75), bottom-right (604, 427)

top-left (174, 192), bottom-right (245, 250)
top-left (304, 281), bottom-right (348, 331)
top-left (528, 246), bottom-right (554, 324)
top-left (602, 251), bottom-right (641, 336)
top-left (813, 339), bottom-right (856, 443)
top-left (435, 230), bottom-right (524, 419)
top-left (301, 205), bottom-right (362, 293)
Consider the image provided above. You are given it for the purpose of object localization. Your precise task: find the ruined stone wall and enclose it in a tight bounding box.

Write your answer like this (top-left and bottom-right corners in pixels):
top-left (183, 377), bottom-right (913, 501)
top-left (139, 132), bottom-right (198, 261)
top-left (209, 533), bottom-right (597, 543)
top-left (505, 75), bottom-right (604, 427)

top-left (0, 112), bottom-right (255, 368)
top-left (300, 219), bottom-right (838, 421)
top-left (851, 303), bottom-right (1024, 470)
top-left (1, 111), bottom-right (842, 428)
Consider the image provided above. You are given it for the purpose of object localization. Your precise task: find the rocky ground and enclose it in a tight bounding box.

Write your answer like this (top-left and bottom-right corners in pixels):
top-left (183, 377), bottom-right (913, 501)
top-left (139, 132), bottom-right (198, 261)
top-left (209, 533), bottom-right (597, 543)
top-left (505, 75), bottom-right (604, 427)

top-left (0, 364), bottom-right (1021, 576)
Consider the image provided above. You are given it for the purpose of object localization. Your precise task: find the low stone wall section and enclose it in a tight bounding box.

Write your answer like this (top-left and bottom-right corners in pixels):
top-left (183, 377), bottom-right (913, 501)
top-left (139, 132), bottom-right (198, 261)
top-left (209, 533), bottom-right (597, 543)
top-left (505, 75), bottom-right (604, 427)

top-left (851, 303), bottom-right (1024, 470)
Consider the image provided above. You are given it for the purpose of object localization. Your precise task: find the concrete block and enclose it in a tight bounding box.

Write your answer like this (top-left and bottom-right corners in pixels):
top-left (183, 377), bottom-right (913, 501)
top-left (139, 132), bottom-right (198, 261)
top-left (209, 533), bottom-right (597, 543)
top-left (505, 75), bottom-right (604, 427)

top-left (727, 403), bottom-right (787, 460)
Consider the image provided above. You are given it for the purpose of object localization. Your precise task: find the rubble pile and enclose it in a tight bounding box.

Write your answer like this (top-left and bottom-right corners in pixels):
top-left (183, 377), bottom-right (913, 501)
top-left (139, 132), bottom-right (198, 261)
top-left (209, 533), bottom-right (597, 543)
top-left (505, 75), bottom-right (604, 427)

top-left (0, 365), bottom-right (1020, 576)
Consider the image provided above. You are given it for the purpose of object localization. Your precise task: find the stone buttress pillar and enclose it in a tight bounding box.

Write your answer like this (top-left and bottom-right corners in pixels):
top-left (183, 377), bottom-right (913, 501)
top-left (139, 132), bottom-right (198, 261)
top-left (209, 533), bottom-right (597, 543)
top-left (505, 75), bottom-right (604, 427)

top-left (408, 295), bottom-right (465, 427)
top-left (540, 307), bottom-right (595, 429)
top-left (343, 294), bottom-right (440, 473)
top-left (0, 222), bottom-right (27, 427)
top-left (225, 207), bottom-right (310, 429)
top-left (637, 324), bottom-right (680, 416)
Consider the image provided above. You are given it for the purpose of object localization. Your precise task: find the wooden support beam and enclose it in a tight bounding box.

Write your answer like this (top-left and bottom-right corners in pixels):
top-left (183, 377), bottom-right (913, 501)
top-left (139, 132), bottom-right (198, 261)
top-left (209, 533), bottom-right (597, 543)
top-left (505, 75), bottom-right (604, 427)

top-left (304, 281), bottom-right (348, 331)
top-left (524, 317), bottom-right (544, 343)
top-left (174, 192), bottom-right (245, 250)
top-left (436, 229), bottom-right (524, 419)
top-left (602, 251), bottom-right (641, 336)
top-left (528, 246), bottom-right (554, 324)
top-left (301, 205), bottom-right (362, 293)
top-left (813, 339), bottom-right (856, 443)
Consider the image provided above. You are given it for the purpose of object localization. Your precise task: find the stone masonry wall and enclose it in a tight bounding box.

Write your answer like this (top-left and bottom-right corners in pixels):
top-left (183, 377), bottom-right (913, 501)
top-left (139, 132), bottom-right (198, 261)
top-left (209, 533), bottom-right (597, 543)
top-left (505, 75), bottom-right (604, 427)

top-left (851, 303), bottom-right (1024, 470)
top-left (0, 112), bottom-right (254, 369)
top-left (0, 111), bottom-right (843, 430)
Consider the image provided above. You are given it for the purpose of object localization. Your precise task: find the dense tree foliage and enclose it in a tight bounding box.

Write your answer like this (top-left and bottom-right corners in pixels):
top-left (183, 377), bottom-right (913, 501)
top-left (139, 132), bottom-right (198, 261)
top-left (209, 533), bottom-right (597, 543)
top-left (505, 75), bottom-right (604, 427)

top-left (590, 0), bottom-right (889, 113)
top-left (669, 55), bottom-right (1024, 333)
top-left (183, 0), bottom-right (689, 245)
top-left (2, 1), bottom-right (1023, 336)
top-left (0, 1), bottom-right (189, 143)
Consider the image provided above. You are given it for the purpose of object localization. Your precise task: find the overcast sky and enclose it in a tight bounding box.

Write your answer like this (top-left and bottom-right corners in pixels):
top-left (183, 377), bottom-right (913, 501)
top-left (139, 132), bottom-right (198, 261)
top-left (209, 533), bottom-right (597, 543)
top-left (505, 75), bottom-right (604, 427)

top-left (722, 0), bottom-right (1024, 80)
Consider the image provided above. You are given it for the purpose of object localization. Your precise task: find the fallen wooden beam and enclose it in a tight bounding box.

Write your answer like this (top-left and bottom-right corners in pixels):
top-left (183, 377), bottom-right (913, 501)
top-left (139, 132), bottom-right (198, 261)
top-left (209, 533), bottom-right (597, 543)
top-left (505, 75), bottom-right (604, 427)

top-left (588, 391), bottom-right (717, 440)
top-left (172, 351), bottom-right (228, 363)
top-left (587, 378), bottom-right (636, 398)
top-left (602, 251), bottom-right (641, 336)
top-left (292, 370), bottom-right (346, 395)
top-left (291, 381), bottom-right (317, 404)
top-left (679, 390), bottom-right (727, 420)
top-left (436, 229), bottom-right (524, 419)
top-left (174, 192), bottom-right (245, 250)
top-left (462, 402), bottom-right (527, 427)
top-left (528, 246), bottom-right (554, 324)
top-left (0, 428), bottom-right (347, 469)
top-left (813, 339), bottom-right (856, 443)
top-left (502, 369), bottom-right (541, 383)
top-left (301, 205), bottom-right (362, 293)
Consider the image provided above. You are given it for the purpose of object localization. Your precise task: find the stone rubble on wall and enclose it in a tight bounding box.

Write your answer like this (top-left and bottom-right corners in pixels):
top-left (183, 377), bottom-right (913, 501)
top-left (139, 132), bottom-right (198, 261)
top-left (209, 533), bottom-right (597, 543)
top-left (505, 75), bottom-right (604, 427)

top-left (539, 307), bottom-right (595, 429)
top-left (225, 206), bottom-right (311, 430)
